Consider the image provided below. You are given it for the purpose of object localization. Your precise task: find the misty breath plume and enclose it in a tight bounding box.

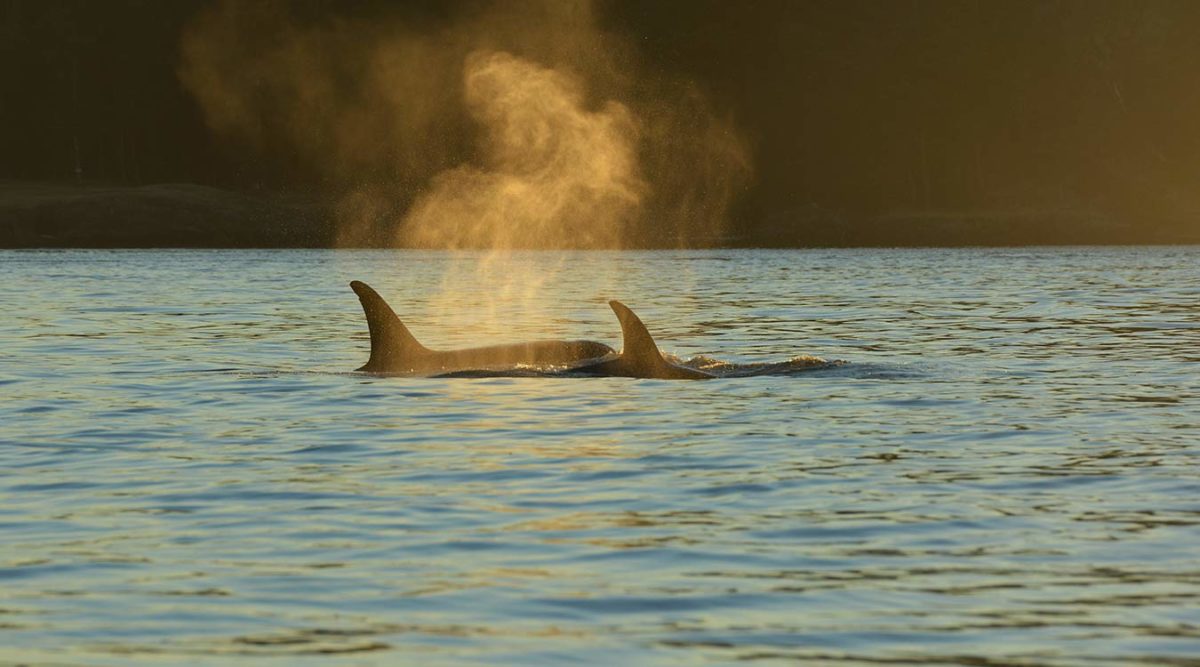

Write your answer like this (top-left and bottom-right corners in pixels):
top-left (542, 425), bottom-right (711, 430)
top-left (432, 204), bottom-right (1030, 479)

top-left (178, 0), bottom-right (750, 249)
top-left (402, 52), bottom-right (644, 249)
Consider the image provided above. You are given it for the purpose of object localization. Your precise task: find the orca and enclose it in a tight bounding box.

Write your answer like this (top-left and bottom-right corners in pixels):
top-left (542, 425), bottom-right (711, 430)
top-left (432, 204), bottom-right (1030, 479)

top-left (350, 281), bottom-right (615, 374)
top-left (570, 300), bottom-right (713, 380)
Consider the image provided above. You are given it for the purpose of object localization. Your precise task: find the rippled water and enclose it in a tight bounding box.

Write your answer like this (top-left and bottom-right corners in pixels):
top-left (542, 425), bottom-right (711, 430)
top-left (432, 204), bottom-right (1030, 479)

top-left (2, 248), bottom-right (1198, 665)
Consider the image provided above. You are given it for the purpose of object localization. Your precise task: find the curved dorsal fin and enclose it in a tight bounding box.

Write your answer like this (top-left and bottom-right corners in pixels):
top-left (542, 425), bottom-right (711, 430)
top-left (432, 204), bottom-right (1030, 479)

top-left (350, 281), bottom-right (430, 371)
top-left (609, 300), bottom-right (668, 369)
top-left (607, 301), bottom-right (713, 380)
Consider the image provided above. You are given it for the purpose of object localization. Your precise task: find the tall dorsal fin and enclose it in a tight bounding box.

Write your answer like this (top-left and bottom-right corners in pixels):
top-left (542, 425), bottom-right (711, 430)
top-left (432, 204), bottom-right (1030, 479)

top-left (350, 281), bottom-right (430, 371)
top-left (609, 300), bottom-right (668, 369)
top-left (607, 301), bottom-right (713, 380)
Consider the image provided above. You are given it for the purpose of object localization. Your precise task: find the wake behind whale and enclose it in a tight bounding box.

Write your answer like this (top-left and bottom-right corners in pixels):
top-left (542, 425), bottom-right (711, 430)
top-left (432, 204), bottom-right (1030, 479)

top-left (350, 281), bottom-right (840, 379)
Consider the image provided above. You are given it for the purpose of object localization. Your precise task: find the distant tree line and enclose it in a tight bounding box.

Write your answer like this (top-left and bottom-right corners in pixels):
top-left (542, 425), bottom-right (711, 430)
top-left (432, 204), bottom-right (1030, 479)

top-left (651, 0), bottom-right (1200, 236)
top-left (1, 1), bottom-right (218, 185)
top-left (3, 0), bottom-right (1199, 242)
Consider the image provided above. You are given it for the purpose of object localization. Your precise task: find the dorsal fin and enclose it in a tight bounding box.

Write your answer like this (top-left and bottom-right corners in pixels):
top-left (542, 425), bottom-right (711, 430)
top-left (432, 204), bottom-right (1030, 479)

top-left (607, 301), bottom-right (713, 380)
top-left (609, 300), bottom-right (668, 370)
top-left (350, 281), bottom-right (430, 371)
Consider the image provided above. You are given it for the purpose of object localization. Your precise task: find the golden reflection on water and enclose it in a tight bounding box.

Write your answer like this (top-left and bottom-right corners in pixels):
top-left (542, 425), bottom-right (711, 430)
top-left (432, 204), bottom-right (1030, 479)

top-left (2, 248), bottom-right (1199, 664)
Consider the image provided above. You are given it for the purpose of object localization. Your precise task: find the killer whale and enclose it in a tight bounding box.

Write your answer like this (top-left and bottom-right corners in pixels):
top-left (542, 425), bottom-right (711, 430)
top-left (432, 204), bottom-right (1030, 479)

top-left (420, 300), bottom-right (714, 380)
top-left (351, 281), bottom-right (729, 379)
top-left (569, 301), bottom-right (713, 380)
top-left (350, 281), bottom-right (615, 374)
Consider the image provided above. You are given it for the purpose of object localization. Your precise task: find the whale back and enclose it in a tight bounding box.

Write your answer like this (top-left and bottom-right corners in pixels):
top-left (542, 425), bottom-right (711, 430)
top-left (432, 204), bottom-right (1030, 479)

top-left (350, 281), bottom-right (431, 372)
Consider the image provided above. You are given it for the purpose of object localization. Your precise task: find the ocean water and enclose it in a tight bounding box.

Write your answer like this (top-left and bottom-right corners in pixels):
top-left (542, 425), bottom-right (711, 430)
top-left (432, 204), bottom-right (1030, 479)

top-left (1, 247), bottom-right (1198, 666)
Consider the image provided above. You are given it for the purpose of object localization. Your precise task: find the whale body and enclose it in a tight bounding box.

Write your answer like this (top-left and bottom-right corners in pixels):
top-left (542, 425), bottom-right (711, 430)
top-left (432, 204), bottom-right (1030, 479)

top-left (350, 281), bottom-right (615, 374)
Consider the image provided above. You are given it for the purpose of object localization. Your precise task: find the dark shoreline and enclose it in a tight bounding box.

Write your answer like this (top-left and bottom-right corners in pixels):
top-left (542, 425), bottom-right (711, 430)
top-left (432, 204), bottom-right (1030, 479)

top-left (3, 181), bottom-right (1198, 249)
top-left (0, 181), bottom-right (330, 249)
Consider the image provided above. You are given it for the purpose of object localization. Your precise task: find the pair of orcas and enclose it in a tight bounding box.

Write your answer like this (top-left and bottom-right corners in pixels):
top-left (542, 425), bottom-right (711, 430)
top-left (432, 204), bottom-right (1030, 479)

top-left (351, 280), bottom-right (711, 379)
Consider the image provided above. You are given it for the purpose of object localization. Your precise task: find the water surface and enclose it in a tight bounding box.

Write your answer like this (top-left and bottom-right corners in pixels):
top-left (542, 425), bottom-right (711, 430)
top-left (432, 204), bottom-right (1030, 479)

top-left (2, 248), bottom-right (1198, 665)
